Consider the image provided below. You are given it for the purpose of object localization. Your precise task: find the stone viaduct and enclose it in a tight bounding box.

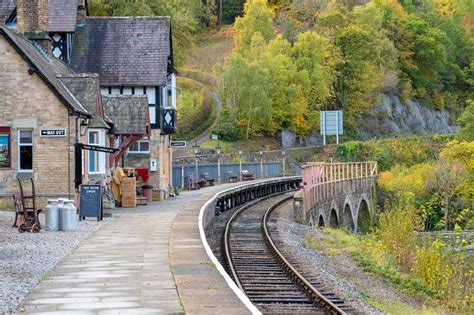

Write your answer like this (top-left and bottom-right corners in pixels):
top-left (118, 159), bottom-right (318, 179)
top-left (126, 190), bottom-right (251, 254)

top-left (294, 162), bottom-right (378, 233)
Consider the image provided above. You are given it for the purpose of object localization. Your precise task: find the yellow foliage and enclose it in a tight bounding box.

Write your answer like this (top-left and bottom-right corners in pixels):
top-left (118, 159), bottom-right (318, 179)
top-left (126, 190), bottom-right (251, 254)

top-left (239, 118), bottom-right (248, 126)
top-left (416, 242), bottom-right (473, 312)
top-left (440, 140), bottom-right (474, 202)
top-left (377, 206), bottom-right (420, 272)
top-left (377, 163), bottom-right (433, 199)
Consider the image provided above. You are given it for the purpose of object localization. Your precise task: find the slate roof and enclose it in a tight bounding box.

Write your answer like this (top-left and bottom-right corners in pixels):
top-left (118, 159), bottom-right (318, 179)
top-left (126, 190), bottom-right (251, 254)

top-left (71, 16), bottom-right (171, 86)
top-left (102, 95), bottom-right (149, 135)
top-left (0, 24), bottom-right (90, 116)
top-left (48, 0), bottom-right (78, 32)
top-left (59, 74), bottom-right (110, 129)
top-left (59, 74), bottom-right (99, 113)
top-left (0, 0), bottom-right (15, 23)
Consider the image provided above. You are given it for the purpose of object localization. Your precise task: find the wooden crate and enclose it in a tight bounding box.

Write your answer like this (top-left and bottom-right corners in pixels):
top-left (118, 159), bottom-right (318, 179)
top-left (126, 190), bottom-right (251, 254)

top-left (121, 193), bottom-right (136, 208)
top-left (121, 177), bottom-right (136, 194)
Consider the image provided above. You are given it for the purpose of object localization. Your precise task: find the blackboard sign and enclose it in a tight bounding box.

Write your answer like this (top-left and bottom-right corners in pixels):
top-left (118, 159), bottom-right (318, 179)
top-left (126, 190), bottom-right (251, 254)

top-left (79, 184), bottom-right (102, 221)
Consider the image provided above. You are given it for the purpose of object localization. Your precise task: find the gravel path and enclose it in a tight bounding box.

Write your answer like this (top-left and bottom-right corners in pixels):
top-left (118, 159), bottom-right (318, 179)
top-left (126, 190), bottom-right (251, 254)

top-left (0, 211), bottom-right (108, 314)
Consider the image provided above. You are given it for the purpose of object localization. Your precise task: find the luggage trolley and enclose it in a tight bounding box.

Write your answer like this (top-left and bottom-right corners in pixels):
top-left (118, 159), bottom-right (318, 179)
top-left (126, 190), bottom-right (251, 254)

top-left (17, 178), bottom-right (42, 233)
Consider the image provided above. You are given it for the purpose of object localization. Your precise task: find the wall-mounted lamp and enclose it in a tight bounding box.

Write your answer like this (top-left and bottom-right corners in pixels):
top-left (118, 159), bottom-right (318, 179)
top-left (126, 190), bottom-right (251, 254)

top-left (80, 118), bottom-right (89, 136)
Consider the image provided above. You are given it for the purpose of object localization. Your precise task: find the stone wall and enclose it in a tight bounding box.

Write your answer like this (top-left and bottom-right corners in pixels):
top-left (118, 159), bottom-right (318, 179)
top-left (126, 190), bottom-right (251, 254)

top-left (280, 129), bottom-right (323, 149)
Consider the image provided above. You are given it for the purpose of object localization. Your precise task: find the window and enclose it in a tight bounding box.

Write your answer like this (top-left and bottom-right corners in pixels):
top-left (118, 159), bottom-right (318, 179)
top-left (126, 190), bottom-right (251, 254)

top-left (128, 140), bottom-right (150, 154)
top-left (0, 127), bottom-right (11, 168)
top-left (164, 73), bottom-right (176, 109)
top-left (88, 129), bottom-right (105, 174)
top-left (18, 130), bottom-right (33, 172)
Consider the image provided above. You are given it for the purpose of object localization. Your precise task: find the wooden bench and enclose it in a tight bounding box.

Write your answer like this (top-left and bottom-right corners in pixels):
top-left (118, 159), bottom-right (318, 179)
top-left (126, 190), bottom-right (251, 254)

top-left (227, 171), bottom-right (238, 183)
top-left (200, 172), bottom-right (215, 187)
top-left (241, 170), bottom-right (254, 181)
top-left (136, 196), bottom-right (147, 206)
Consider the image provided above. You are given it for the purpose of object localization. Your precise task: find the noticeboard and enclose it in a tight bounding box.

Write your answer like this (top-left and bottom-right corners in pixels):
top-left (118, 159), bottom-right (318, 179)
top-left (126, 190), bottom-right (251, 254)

top-left (79, 184), bottom-right (102, 221)
top-left (320, 111), bottom-right (343, 136)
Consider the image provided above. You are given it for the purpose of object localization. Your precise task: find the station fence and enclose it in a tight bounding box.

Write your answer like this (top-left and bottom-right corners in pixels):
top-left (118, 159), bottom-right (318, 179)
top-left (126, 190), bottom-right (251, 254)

top-left (172, 162), bottom-right (282, 189)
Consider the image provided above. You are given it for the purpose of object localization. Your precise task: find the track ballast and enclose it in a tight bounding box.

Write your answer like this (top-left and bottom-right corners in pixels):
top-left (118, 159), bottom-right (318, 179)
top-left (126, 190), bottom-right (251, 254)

top-left (223, 193), bottom-right (350, 314)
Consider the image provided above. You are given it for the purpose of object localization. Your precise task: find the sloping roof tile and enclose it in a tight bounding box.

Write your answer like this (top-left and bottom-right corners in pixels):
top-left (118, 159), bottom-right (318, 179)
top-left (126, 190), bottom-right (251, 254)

top-left (48, 0), bottom-right (78, 32)
top-left (59, 74), bottom-right (99, 113)
top-left (71, 16), bottom-right (171, 86)
top-left (102, 95), bottom-right (148, 135)
top-left (0, 0), bottom-right (15, 23)
top-left (0, 24), bottom-right (90, 116)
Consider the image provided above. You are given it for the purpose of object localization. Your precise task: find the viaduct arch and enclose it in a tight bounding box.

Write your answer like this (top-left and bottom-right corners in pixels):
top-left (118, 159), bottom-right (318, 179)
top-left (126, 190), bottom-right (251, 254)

top-left (296, 162), bottom-right (377, 233)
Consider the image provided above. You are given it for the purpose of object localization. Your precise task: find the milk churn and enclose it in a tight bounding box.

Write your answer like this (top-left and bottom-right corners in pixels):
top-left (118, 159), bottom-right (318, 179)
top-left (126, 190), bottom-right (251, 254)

top-left (60, 200), bottom-right (77, 232)
top-left (45, 199), bottom-right (59, 231)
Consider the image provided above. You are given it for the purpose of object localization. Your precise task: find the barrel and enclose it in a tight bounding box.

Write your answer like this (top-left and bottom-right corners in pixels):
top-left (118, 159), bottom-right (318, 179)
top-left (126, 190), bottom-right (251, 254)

top-left (60, 200), bottom-right (77, 232)
top-left (45, 199), bottom-right (59, 231)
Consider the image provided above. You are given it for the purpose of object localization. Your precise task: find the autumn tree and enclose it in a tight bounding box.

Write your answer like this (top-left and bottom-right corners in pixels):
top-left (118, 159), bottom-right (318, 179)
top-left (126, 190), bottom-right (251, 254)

top-left (234, 0), bottom-right (275, 57)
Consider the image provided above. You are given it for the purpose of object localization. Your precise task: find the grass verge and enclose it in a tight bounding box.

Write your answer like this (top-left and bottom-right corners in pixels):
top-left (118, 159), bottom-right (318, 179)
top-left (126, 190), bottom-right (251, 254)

top-left (303, 229), bottom-right (446, 313)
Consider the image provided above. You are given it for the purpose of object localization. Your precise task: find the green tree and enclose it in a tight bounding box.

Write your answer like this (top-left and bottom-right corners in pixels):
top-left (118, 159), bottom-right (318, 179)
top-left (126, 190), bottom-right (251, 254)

top-left (234, 0), bottom-right (275, 57)
top-left (292, 31), bottom-right (336, 112)
top-left (456, 100), bottom-right (474, 141)
top-left (335, 24), bottom-right (382, 124)
top-left (221, 54), bottom-right (273, 139)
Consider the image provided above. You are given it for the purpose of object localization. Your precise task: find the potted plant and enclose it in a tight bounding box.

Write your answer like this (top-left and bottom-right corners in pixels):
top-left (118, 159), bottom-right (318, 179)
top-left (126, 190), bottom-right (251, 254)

top-left (142, 184), bottom-right (154, 202)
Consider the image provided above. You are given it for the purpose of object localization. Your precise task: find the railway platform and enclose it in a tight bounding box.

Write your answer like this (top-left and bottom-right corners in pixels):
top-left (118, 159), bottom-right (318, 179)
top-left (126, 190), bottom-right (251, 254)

top-left (17, 183), bottom-right (250, 315)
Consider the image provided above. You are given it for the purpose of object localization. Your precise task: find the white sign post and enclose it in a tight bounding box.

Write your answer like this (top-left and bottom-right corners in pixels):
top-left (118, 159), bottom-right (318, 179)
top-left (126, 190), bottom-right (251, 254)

top-left (320, 110), bottom-right (343, 145)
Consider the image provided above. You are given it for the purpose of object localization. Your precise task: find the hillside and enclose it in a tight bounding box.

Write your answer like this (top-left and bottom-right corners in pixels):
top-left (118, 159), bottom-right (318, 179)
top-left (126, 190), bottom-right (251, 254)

top-left (212, 0), bottom-right (472, 143)
top-left (89, 0), bottom-right (472, 145)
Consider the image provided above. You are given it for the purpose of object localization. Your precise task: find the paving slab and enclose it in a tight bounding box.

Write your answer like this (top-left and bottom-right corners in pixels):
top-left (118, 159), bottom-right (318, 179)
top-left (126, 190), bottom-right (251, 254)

top-left (169, 186), bottom-right (250, 314)
top-left (17, 183), bottom-right (249, 314)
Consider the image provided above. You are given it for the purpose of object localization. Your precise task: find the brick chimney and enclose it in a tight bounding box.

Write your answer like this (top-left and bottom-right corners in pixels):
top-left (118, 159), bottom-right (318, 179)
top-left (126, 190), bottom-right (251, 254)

top-left (17, 0), bottom-right (52, 56)
top-left (77, 0), bottom-right (88, 21)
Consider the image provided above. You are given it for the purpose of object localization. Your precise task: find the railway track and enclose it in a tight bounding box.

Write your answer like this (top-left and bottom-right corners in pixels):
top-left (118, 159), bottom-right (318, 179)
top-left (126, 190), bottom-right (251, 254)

top-left (223, 193), bottom-right (350, 314)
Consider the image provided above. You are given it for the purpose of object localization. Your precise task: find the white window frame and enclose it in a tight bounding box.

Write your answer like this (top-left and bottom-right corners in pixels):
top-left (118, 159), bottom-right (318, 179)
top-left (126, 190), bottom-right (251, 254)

top-left (128, 140), bottom-right (150, 154)
top-left (88, 129), bottom-right (106, 174)
top-left (17, 129), bottom-right (33, 173)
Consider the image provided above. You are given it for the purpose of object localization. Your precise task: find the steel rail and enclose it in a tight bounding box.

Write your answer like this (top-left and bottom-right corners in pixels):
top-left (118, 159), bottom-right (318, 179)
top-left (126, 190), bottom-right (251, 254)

top-left (262, 196), bottom-right (346, 315)
top-left (225, 193), bottom-right (347, 314)
top-left (224, 193), bottom-right (280, 292)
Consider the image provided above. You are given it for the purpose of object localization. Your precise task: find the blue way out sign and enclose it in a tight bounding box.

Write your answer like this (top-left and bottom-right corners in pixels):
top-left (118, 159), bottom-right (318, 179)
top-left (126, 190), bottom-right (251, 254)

top-left (320, 110), bottom-right (343, 145)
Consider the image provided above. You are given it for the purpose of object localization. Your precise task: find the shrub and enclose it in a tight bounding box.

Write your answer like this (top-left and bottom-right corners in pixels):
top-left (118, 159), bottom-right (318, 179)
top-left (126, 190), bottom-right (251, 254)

top-left (377, 205), bottom-right (421, 273)
top-left (211, 108), bottom-right (244, 141)
top-left (415, 241), bottom-right (473, 312)
top-left (336, 141), bottom-right (363, 162)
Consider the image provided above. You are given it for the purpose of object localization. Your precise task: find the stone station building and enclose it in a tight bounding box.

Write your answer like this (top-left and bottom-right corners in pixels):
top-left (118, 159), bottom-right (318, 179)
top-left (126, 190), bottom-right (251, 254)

top-left (0, 0), bottom-right (176, 207)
